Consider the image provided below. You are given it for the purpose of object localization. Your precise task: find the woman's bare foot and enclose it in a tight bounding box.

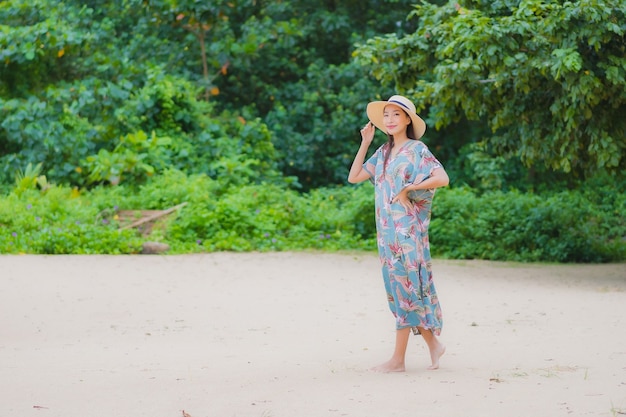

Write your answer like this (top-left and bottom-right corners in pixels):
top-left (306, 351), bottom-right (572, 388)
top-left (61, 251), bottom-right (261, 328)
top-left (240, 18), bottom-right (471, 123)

top-left (427, 343), bottom-right (446, 370)
top-left (371, 359), bottom-right (406, 373)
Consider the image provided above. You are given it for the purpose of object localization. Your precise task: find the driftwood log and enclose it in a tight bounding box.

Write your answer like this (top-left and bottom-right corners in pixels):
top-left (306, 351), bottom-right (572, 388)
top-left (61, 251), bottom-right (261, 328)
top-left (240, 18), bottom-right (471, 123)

top-left (117, 202), bottom-right (188, 254)
top-left (119, 202), bottom-right (188, 232)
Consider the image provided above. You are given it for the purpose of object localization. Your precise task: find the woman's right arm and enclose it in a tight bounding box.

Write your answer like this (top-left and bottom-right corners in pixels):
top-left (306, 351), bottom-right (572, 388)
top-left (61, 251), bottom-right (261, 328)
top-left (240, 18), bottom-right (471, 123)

top-left (348, 122), bottom-right (375, 184)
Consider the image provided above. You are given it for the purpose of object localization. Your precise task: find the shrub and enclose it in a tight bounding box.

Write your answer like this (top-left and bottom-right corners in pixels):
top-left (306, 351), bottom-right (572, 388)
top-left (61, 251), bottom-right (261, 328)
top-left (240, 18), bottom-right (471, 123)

top-left (0, 187), bottom-right (141, 254)
top-left (430, 187), bottom-right (625, 262)
top-left (1, 171), bottom-right (622, 263)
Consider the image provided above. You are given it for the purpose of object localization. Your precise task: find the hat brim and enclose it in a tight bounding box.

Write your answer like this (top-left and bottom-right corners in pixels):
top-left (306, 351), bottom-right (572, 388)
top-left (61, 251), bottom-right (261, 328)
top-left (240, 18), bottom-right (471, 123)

top-left (366, 101), bottom-right (426, 140)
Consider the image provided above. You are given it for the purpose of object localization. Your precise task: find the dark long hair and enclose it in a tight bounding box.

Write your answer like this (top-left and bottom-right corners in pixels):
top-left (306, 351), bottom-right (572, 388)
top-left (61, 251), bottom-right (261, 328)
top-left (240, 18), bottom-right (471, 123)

top-left (382, 114), bottom-right (416, 175)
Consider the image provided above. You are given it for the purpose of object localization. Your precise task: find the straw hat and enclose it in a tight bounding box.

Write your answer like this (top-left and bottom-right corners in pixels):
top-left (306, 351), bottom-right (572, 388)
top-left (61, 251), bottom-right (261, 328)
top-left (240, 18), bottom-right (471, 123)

top-left (366, 95), bottom-right (426, 139)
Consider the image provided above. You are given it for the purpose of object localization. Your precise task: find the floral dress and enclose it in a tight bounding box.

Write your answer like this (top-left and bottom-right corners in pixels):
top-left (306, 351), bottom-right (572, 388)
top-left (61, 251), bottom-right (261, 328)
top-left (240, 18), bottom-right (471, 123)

top-left (363, 140), bottom-right (444, 336)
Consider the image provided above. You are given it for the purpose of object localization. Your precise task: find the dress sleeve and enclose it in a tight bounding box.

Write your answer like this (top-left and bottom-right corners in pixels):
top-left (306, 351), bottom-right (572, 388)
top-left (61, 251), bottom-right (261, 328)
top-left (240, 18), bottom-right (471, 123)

top-left (412, 143), bottom-right (443, 184)
top-left (403, 143), bottom-right (443, 199)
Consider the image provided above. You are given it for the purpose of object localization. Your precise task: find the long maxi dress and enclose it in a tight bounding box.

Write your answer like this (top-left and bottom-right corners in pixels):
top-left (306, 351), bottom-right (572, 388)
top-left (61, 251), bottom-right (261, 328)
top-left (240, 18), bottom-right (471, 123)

top-left (363, 139), bottom-right (444, 336)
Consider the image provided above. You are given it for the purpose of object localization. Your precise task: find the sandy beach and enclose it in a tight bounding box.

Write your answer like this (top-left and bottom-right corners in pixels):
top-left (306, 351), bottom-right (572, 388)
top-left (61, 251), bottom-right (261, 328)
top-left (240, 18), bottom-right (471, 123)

top-left (1, 252), bottom-right (625, 417)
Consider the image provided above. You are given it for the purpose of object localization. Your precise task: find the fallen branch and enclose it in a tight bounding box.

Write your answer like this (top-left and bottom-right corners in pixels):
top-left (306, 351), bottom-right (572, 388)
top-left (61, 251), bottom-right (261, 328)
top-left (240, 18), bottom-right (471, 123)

top-left (120, 202), bottom-right (188, 230)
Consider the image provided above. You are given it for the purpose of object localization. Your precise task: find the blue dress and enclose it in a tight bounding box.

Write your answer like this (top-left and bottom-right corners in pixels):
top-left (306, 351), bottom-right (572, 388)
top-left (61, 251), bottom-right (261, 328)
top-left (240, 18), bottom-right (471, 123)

top-left (363, 140), bottom-right (444, 335)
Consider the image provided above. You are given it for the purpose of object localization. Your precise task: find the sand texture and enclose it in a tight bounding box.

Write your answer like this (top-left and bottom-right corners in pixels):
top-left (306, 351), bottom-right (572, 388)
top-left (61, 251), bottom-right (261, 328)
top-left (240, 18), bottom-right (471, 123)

top-left (1, 253), bottom-right (625, 417)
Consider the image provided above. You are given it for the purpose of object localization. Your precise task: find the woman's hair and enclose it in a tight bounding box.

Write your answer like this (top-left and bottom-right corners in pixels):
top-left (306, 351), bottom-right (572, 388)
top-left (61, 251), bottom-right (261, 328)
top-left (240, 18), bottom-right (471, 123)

top-left (382, 111), bottom-right (415, 174)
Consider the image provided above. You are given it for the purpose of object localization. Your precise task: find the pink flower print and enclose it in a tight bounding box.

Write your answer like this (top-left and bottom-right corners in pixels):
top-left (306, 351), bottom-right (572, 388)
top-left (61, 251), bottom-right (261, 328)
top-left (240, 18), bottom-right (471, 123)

top-left (380, 215), bottom-right (389, 229)
top-left (400, 241), bottom-right (416, 256)
top-left (395, 253), bottom-right (410, 269)
top-left (387, 259), bottom-right (401, 275)
top-left (399, 297), bottom-right (416, 311)
top-left (383, 257), bottom-right (395, 272)
top-left (396, 286), bottom-right (421, 311)
top-left (404, 209), bottom-right (418, 224)
top-left (413, 216), bottom-right (428, 233)
top-left (393, 221), bottom-right (408, 237)
top-left (397, 276), bottom-right (415, 294)
top-left (396, 314), bottom-right (411, 327)
top-left (413, 198), bottom-right (429, 214)
top-left (420, 152), bottom-right (439, 168)
top-left (399, 298), bottom-right (425, 315)
top-left (388, 241), bottom-right (402, 257)
top-left (406, 258), bottom-right (420, 272)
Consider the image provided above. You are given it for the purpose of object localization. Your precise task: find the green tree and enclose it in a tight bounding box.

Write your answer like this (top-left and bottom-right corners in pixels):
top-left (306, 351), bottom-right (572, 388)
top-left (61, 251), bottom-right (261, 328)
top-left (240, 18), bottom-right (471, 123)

top-left (211, 0), bottom-right (423, 189)
top-left (0, 0), bottom-right (144, 183)
top-left (0, 0), bottom-right (93, 96)
top-left (354, 0), bottom-right (626, 181)
top-left (0, 0), bottom-right (439, 189)
top-left (141, 0), bottom-right (239, 100)
top-left (0, 0), bottom-right (280, 186)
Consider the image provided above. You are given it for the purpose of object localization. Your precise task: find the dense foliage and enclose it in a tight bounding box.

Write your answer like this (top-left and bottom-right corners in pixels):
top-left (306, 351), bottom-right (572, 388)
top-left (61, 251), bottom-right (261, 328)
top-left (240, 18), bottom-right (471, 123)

top-left (354, 0), bottom-right (626, 182)
top-left (1, 0), bottom-right (624, 261)
top-left (1, 171), bottom-right (623, 262)
top-left (0, 0), bottom-right (420, 189)
top-left (430, 181), bottom-right (625, 262)
top-left (0, 170), bottom-right (375, 254)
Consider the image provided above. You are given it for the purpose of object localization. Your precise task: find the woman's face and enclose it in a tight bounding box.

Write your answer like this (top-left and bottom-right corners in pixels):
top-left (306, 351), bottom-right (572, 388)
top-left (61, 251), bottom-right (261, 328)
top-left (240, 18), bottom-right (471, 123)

top-left (383, 104), bottom-right (411, 137)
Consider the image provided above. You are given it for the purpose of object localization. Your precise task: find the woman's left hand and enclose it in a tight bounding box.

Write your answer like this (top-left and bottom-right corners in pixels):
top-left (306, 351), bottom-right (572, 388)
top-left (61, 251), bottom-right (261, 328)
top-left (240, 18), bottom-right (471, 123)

top-left (392, 191), bottom-right (412, 212)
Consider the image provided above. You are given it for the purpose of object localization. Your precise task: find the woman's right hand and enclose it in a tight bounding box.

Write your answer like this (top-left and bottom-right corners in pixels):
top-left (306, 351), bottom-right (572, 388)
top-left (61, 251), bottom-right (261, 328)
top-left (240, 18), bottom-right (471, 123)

top-left (360, 121), bottom-right (375, 146)
top-left (348, 121), bottom-right (376, 183)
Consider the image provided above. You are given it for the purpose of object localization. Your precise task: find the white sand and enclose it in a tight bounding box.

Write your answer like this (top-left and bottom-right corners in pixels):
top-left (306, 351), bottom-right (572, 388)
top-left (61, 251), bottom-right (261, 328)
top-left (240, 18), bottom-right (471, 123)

top-left (1, 252), bottom-right (625, 417)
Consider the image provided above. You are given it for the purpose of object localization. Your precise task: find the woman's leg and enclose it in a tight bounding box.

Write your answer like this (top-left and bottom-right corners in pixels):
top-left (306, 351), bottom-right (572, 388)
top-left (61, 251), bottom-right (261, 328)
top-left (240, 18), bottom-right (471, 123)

top-left (418, 327), bottom-right (446, 370)
top-left (371, 327), bottom-right (411, 372)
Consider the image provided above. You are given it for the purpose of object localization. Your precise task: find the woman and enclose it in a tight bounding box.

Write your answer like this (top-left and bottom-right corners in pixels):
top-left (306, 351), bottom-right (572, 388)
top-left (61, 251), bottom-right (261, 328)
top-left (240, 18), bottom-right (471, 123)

top-left (348, 95), bottom-right (449, 373)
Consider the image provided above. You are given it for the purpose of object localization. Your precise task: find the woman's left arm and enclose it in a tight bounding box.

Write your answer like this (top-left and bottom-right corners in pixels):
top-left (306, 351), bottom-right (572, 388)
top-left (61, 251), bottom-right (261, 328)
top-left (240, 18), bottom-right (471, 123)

top-left (391, 167), bottom-right (449, 207)
top-left (411, 167), bottom-right (449, 190)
